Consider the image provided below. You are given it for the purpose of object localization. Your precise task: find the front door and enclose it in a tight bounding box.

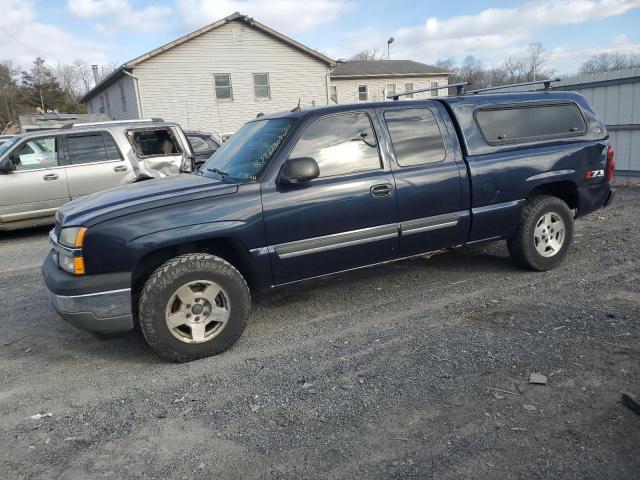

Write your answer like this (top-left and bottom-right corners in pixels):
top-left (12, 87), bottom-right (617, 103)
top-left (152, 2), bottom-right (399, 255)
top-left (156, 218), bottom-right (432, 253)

top-left (0, 134), bottom-right (69, 227)
top-left (376, 104), bottom-right (469, 257)
top-left (63, 131), bottom-right (130, 198)
top-left (261, 111), bottom-right (398, 285)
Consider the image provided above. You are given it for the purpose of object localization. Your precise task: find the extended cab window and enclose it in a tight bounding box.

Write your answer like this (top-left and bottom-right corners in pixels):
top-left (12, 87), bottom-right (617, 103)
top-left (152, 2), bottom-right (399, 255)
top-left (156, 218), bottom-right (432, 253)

top-left (129, 128), bottom-right (181, 157)
top-left (384, 108), bottom-right (446, 166)
top-left (12, 136), bottom-right (59, 170)
top-left (475, 103), bottom-right (587, 144)
top-left (66, 132), bottom-right (122, 164)
top-left (289, 112), bottom-right (381, 178)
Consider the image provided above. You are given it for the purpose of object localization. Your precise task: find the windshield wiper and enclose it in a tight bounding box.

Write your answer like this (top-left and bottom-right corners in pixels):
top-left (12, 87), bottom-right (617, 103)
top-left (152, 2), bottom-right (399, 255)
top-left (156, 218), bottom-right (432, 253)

top-left (207, 167), bottom-right (230, 180)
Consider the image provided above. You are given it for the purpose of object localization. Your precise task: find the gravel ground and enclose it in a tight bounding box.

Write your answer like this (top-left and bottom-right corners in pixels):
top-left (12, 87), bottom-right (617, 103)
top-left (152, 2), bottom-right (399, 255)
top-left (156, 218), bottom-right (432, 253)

top-left (0, 187), bottom-right (639, 480)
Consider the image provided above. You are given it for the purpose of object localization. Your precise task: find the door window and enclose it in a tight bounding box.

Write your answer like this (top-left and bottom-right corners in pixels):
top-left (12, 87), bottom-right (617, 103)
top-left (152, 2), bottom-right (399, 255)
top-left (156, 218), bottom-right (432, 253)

top-left (384, 108), bottom-right (446, 166)
top-left (12, 136), bottom-right (59, 170)
top-left (67, 133), bottom-right (117, 165)
top-left (289, 112), bottom-right (381, 178)
top-left (129, 128), bottom-right (182, 157)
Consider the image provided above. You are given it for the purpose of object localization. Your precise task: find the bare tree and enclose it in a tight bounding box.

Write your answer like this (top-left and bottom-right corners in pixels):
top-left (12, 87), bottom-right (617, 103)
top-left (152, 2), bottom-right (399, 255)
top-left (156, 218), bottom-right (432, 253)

top-left (525, 42), bottom-right (545, 81)
top-left (350, 48), bottom-right (385, 61)
top-left (73, 59), bottom-right (96, 94)
top-left (580, 52), bottom-right (638, 74)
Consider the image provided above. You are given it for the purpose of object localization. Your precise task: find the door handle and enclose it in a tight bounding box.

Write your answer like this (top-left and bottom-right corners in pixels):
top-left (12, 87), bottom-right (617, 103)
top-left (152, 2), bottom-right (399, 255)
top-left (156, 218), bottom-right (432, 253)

top-left (370, 183), bottom-right (393, 198)
top-left (113, 165), bottom-right (128, 172)
top-left (43, 173), bottom-right (58, 181)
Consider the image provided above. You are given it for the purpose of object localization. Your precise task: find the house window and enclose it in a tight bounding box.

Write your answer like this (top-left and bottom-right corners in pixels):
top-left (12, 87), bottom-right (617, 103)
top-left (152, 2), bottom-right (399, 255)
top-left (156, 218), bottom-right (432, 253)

top-left (119, 82), bottom-right (127, 111)
top-left (431, 81), bottom-right (439, 97)
top-left (330, 85), bottom-right (338, 104)
top-left (404, 83), bottom-right (414, 99)
top-left (214, 74), bottom-right (233, 100)
top-left (252, 73), bottom-right (271, 99)
top-left (105, 91), bottom-right (111, 115)
top-left (357, 84), bottom-right (368, 102)
top-left (99, 94), bottom-right (105, 113)
top-left (386, 83), bottom-right (396, 100)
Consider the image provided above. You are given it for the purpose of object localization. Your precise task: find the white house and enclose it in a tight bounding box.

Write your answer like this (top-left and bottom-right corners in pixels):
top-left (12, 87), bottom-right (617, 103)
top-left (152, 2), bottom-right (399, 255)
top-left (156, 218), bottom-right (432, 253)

top-left (82, 12), bottom-right (335, 136)
top-left (329, 60), bottom-right (451, 104)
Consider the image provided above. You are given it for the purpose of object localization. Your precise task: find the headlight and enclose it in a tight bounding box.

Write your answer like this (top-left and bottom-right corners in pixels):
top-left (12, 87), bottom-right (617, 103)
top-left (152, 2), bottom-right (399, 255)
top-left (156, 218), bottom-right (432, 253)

top-left (57, 227), bottom-right (87, 275)
top-left (58, 227), bottom-right (87, 248)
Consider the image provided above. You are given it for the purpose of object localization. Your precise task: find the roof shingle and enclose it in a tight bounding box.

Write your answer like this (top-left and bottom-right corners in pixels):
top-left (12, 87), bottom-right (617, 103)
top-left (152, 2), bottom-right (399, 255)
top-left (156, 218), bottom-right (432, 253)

top-left (331, 60), bottom-right (449, 78)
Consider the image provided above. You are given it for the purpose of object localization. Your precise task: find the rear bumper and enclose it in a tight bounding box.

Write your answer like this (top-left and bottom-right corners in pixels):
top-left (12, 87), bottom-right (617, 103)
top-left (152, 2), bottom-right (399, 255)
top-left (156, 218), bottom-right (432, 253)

top-left (42, 252), bottom-right (134, 333)
top-left (577, 182), bottom-right (614, 218)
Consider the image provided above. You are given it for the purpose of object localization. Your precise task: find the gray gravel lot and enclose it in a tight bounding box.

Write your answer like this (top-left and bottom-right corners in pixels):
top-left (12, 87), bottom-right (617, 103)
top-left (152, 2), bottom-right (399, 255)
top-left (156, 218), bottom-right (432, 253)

top-left (1, 188), bottom-right (639, 480)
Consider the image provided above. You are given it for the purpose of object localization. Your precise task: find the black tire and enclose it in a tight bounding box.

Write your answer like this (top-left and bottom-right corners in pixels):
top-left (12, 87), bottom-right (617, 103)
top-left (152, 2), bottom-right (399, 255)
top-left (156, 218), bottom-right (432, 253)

top-left (138, 253), bottom-right (250, 362)
top-left (507, 195), bottom-right (574, 271)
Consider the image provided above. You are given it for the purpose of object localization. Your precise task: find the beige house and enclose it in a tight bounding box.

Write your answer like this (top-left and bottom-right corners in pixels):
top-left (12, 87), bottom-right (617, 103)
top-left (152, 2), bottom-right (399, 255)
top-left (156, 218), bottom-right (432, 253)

top-left (329, 60), bottom-right (450, 104)
top-left (82, 13), bottom-right (335, 136)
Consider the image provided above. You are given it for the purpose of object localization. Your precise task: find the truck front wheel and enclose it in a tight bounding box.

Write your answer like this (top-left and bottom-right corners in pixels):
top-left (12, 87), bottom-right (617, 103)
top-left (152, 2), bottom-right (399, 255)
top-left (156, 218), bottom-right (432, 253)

top-left (507, 195), bottom-right (574, 271)
top-left (138, 253), bottom-right (250, 362)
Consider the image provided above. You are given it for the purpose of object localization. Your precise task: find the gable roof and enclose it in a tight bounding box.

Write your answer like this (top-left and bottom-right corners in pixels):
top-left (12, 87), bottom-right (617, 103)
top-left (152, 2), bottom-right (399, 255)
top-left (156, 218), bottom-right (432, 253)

top-left (82, 12), bottom-right (335, 103)
top-left (331, 60), bottom-right (450, 78)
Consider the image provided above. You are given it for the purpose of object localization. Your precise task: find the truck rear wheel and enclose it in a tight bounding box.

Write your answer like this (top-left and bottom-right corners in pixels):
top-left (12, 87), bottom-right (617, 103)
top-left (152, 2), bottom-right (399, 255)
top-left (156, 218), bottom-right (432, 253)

top-left (507, 195), bottom-right (574, 271)
top-left (138, 253), bottom-right (250, 362)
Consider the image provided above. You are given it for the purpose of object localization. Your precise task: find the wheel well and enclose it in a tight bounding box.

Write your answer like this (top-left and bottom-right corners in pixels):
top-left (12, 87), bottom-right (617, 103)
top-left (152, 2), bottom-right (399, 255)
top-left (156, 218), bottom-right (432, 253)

top-left (527, 181), bottom-right (578, 210)
top-left (131, 238), bottom-right (256, 302)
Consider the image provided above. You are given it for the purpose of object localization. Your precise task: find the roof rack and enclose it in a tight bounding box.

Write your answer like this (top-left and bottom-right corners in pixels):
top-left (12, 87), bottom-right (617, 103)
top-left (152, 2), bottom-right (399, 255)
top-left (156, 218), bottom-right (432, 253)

top-left (389, 81), bottom-right (470, 100)
top-left (60, 118), bottom-right (165, 129)
top-left (466, 78), bottom-right (561, 95)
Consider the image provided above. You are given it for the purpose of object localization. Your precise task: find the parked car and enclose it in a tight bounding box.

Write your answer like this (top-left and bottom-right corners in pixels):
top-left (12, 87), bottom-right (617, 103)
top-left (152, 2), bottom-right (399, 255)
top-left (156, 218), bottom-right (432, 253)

top-left (184, 131), bottom-right (221, 168)
top-left (43, 91), bottom-right (614, 361)
top-left (0, 119), bottom-right (194, 230)
top-left (0, 135), bottom-right (15, 146)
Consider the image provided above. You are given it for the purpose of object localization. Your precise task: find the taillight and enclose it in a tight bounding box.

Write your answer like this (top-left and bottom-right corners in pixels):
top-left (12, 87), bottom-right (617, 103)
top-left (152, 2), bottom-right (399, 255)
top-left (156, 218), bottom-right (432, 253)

top-left (606, 145), bottom-right (615, 181)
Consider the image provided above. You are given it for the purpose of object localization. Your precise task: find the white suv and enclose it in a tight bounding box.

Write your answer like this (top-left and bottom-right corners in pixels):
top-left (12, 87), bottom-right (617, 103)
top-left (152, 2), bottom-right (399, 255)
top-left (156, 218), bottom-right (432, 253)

top-left (0, 119), bottom-right (194, 230)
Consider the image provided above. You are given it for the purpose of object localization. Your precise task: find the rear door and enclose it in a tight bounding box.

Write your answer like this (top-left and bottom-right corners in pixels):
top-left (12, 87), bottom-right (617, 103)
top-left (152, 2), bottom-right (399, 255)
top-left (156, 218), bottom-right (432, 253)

top-left (0, 134), bottom-right (69, 227)
top-left (261, 110), bottom-right (398, 285)
top-left (376, 103), bottom-right (469, 257)
top-left (64, 131), bottom-right (129, 199)
top-left (127, 126), bottom-right (188, 175)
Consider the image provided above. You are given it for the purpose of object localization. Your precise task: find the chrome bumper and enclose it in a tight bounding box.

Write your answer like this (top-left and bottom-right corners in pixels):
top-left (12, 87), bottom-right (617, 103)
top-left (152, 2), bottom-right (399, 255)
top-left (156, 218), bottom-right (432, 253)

top-left (48, 288), bottom-right (134, 333)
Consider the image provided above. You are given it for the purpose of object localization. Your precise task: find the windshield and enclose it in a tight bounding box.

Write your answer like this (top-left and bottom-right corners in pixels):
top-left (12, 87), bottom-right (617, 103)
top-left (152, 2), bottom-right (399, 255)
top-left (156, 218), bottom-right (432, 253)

top-left (0, 136), bottom-right (19, 157)
top-left (201, 118), bottom-right (293, 182)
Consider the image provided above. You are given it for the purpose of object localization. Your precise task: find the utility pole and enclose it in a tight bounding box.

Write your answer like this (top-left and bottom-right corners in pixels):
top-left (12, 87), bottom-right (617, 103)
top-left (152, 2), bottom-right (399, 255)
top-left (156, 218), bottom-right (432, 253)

top-left (387, 37), bottom-right (394, 60)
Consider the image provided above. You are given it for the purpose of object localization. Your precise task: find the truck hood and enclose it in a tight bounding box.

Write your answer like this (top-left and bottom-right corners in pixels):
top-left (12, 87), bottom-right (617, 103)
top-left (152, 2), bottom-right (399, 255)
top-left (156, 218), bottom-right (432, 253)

top-left (57, 174), bottom-right (238, 227)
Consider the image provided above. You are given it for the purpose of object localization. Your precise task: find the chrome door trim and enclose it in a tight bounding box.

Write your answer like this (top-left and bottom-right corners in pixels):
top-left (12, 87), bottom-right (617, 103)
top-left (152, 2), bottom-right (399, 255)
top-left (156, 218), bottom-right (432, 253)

top-left (400, 211), bottom-right (467, 236)
top-left (472, 199), bottom-right (525, 215)
top-left (274, 223), bottom-right (398, 259)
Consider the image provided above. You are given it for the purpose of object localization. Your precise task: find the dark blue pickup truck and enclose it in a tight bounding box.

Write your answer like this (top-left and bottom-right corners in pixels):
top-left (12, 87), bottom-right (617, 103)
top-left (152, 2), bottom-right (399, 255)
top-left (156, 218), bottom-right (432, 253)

top-left (42, 91), bottom-right (615, 361)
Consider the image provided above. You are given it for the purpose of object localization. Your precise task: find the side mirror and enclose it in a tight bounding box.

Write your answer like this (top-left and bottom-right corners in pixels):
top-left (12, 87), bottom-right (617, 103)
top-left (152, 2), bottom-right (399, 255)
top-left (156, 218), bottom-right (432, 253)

top-left (0, 156), bottom-right (16, 174)
top-left (279, 157), bottom-right (320, 185)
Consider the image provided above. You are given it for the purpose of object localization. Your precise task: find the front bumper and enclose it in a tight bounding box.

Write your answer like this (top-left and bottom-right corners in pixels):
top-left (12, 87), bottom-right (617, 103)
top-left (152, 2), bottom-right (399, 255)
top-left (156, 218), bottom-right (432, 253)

top-left (42, 252), bottom-right (134, 333)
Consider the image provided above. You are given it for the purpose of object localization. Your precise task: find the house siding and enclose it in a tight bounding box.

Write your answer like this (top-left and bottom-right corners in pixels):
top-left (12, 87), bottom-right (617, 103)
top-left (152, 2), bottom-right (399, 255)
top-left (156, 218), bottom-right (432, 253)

top-left (85, 75), bottom-right (139, 120)
top-left (132, 22), bottom-right (330, 135)
top-left (330, 75), bottom-right (450, 104)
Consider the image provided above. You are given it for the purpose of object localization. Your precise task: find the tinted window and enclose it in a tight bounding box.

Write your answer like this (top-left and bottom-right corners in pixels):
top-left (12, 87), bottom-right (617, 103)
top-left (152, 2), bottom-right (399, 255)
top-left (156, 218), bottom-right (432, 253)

top-left (130, 129), bottom-right (181, 157)
top-left (67, 133), bottom-right (110, 164)
top-left (13, 136), bottom-right (59, 170)
top-left (384, 108), bottom-right (446, 166)
top-left (289, 112), bottom-right (381, 178)
top-left (476, 103), bottom-right (587, 144)
top-left (188, 136), bottom-right (208, 152)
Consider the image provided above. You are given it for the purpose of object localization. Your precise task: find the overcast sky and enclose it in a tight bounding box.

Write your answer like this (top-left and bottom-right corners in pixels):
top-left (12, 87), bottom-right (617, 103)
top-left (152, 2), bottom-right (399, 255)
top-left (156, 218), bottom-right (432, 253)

top-left (1, 0), bottom-right (639, 74)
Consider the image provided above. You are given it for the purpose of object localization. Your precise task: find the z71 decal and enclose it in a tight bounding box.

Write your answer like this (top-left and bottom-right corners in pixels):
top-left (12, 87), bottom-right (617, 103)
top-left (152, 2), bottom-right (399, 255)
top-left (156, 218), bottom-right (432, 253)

top-left (585, 170), bottom-right (605, 179)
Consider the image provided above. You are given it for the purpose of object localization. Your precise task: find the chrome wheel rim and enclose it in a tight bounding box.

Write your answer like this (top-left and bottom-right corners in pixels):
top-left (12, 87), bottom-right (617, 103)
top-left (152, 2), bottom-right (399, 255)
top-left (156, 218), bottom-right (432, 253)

top-left (533, 212), bottom-right (565, 258)
top-left (164, 280), bottom-right (230, 344)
